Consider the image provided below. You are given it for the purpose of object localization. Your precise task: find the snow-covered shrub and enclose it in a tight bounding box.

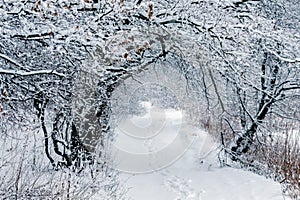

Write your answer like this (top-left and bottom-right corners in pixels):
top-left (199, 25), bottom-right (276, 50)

top-left (0, 126), bottom-right (126, 200)
top-left (220, 116), bottom-right (300, 199)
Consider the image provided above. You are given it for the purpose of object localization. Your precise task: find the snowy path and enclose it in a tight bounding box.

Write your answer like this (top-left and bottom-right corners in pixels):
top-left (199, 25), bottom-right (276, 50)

top-left (119, 132), bottom-right (287, 200)
top-left (113, 104), bottom-right (288, 200)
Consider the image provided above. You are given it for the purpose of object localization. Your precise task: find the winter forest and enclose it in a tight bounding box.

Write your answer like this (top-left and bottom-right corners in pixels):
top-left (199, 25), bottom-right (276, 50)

top-left (0, 0), bottom-right (299, 199)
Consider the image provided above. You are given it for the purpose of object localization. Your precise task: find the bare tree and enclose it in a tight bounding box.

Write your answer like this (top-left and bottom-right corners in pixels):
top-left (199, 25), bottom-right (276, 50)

top-left (0, 0), bottom-right (299, 172)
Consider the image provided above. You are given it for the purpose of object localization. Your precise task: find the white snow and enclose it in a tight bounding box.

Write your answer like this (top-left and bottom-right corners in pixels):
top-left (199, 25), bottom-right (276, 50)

top-left (112, 102), bottom-right (289, 200)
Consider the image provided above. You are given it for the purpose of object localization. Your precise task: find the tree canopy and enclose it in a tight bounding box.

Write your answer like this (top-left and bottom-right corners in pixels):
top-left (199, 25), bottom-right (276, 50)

top-left (0, 0), bottom-right (299, 168)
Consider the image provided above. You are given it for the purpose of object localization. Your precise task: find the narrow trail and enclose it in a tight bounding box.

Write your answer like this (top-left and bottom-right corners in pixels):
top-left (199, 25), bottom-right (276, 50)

top-left (115, 105), bottom-right (288, 200)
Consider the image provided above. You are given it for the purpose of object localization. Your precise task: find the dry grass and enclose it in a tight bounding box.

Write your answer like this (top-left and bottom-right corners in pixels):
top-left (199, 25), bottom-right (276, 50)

top-left (254, 128), bottom-right (300, 199)
top-left (200, 114), bottom-right (300, 200)
top-left (0, 130), bottom-right (126, 200)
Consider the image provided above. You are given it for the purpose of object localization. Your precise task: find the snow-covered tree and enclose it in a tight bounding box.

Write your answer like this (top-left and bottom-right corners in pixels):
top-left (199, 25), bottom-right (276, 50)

top-left (0, 0), bottom-right (299, 172)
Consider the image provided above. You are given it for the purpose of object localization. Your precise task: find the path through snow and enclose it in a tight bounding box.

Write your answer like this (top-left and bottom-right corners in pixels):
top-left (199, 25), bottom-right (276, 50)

top-left (113, 102), bottom-right (288, 200)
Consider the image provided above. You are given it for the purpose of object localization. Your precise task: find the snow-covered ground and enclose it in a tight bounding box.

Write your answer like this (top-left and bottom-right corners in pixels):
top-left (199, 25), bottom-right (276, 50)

top-left (112, 102), bottom-right (289, 200)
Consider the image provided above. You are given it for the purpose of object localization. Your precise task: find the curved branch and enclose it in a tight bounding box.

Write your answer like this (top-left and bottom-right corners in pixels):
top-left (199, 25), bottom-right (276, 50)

top-left (0, 68), bottom-right (66, 78)
top-left (0, 53), bottom-right (28, 71)
top-left (34, 96), bottom-right (55, 167)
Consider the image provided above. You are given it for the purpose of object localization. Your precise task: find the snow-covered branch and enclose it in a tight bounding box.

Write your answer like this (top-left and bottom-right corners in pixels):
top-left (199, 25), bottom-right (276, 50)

top-left (264, 47), bottom-right (300, 63)
top-left (0, 53), bottom-right (28, 71)
top-left (0, 69), bottom-right (66, 78)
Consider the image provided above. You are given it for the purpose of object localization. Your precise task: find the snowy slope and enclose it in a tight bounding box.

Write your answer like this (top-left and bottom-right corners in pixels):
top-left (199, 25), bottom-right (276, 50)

top-left (112, 102), bottom-right (289, 200)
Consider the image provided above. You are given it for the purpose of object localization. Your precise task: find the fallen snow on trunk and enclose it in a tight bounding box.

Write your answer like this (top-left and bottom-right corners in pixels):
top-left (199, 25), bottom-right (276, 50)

top-left (113, 102), bottom-right (288, 200)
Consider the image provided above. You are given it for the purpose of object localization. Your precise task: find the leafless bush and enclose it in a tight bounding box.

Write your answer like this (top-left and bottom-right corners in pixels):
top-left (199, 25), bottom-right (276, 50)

top-left (258, 127), bottom-right (300, 200)
top-left (218, 115), bottom-right (300, 199)
top-left (0, 128), bottom-right (127, 200)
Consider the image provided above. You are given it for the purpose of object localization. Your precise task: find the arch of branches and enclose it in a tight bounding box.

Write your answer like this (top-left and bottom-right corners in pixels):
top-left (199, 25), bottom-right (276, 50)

top-left (71, 53), bottom-right (208, 169)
